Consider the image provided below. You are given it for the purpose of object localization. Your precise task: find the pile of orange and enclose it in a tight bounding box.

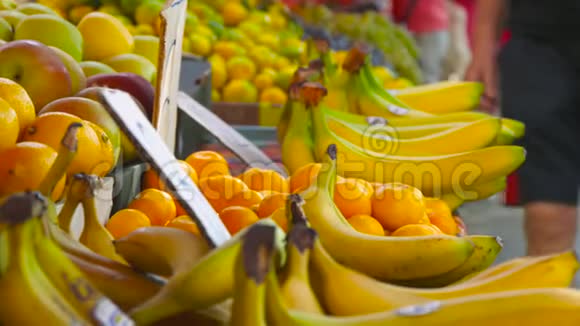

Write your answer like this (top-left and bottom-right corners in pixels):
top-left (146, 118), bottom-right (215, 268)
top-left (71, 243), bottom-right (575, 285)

top-left (0, 79), bottom-right (117, 202)
top-left (107, 149), bottom-right (462, 239)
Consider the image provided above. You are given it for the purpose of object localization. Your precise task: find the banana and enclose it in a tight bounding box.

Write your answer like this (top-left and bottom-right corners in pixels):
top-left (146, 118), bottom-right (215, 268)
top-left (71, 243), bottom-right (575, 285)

top-left (281, 83), bottom-right (317, 175)
top-left (440, 177), bottom-right (507, 211)
top-left (129, 219), bottom-right (285, 325)
top-left (389, 81), bottom-right (484, 114)
top-left (0, 192), bottom-right (89, 324)
top-left (74, 174), bottom-right (127, 264)
top-left (279, 223), bottom-right (324, 314)
top-left (114, 226), bottom-right (211, 277)
top-left (35, 201), bottom-right (133, 325)
top-left (299, 141), bottom-right (475, 281)
top-left (457, 257), bottom-right (529, 284)
top-left (494, 117), bottom-right (526, 145)
top-left (230, 224), bottom-right (280, 326)
top-left (307, 85), bottom-right (526, 196)
top-left (327, 115), bottom-right (500, 156)
top-left (392, 235), bottom-right (503, 288)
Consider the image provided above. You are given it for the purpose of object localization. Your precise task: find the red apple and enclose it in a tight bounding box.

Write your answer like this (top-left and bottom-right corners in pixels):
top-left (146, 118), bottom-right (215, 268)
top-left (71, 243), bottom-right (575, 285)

top-left (85, 72), bottom-right (154, 120)
top-left (0, 40), bottom-right (73, 110)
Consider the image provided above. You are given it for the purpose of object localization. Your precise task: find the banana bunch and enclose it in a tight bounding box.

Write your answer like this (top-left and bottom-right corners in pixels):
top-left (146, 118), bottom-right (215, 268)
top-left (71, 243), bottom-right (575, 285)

top-left (0, 191), bottom-right (134, 325)
top-left (227, 203), bottom-right (580, 326)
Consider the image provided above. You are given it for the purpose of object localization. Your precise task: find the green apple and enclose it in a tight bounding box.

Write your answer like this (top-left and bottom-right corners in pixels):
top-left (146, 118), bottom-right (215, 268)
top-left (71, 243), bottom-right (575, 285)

top-left (0, 10), bottom-right (26, 29)
top-left (48, 46), bottom-right (86, 94)
top-left (79, 61), bottom-right (116, 77)
top-left (0, 40), bottom-right (73, 110)
top-left (103, 53), bottom-right (156, 83)
top-left (14, 14), bottom-right (83, 61)
top-left (16, 3), bottom-right (59, 16)
top-left (0, 0), bottom-right (16, 10)
top-left (134, 0), bottom-right (163, 25)
top-left (133, 35), bottom-right (159, 65)
top-left (38, 96), bottom-right (122, 165)
top-left (0, 17), bottom-right (11, 41)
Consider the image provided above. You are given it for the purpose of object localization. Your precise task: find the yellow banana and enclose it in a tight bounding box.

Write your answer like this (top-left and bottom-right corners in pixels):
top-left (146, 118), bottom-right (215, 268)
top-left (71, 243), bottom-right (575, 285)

top-left (390, 81), bottom-right (484, 114)
top-left (74, 174), bottom-right (127, 264)
top-left (440, 177), bottom-right (507, 211)
top-left (392, 235), bottom-right (503, 288)
top-left (230, 224), bottom-right (280, 326)
top-left (299, 142), bottom-right (475, 281)
top-left (308, 87), bottom-right (526, 196)
top-left (281, 84), bottom-right (317, 175)
top-left (129, 219), bottom-right (285, 325)
top-left (0, 192), bottom-right (89, 325)
top-left (279, 223), bottom-right (324, 314)
top-left (35, 202), bottom-right (133, 324)
top-left (114, 226), bottom-right (211, 277)
top-left (327, 116), bottom-right (500, 156)
top-left (494, 117), bottom-right (526, 145)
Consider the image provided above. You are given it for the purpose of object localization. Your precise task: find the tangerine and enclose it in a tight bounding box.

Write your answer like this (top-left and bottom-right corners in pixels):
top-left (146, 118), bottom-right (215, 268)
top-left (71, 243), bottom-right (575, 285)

top-left (289, 163), bottom-right (322, 193)
top-left (0, 98), bottom-right (19, 152)
top-left (391, 224), bottom-right (442, 237)
top-left (425, 197), bottom-right (458, 235)
top-left (185, 150), bottom-right (230, 179)
top-left (105, 208), bottom-right (151, 239)
top-left (334, 178), bottom-right (372, 219)
top-left (219, 206), bottom-right (258, 235)
top-left (142, 160), bottom-right (198, 191)
top-left (270, 207), bottom-right (288, 232)
top-left (348, 214), bottom-right (384, 236)
top-left (128, 189), bottom-right (176, 226)
top-left (165, 215), bottom-right (200, 236)
top-left (256, 192), bottom-right (287, 218)
top-left (372, 183), bottom-right (426, 231)
top-left (237, 167), bottom-right (289, 193)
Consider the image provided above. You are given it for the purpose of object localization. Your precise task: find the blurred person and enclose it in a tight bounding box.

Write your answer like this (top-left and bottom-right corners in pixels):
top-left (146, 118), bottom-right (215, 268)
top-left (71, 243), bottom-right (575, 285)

top-left (392, 0), bottom-right (451, 83)
top-left (442, 0), bottom-right (471, 80)
top-left (466, 0), bottom-right (580, 256)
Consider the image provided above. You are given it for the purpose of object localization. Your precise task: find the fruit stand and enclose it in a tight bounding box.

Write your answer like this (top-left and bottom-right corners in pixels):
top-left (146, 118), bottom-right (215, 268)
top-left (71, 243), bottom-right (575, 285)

top-left (0, 0), bottom-right (579, 325)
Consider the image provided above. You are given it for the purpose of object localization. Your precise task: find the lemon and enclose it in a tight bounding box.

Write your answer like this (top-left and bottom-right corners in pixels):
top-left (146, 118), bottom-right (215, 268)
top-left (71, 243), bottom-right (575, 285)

top-left (181, 37), bottom-right (191, 53)
top-left (256, 33), bottom-right (279, 51)
top-left (213, 40), bottom-right (245, 60)
top-left (226, 56), bottom-right (256, 81)
top-left (248, 45), bottom-right (276, 70)
top-left (221, 2), bottom-right (247, 27)
top-left (253, 72), bottom-right (274, 91)
top-left (275, 65), bottom-right (298, 90)
top-left (279, 37), bottom-right (306, 60)
top-left (223, 79), bottom-right (257, 103)
top-left (273, 56), bottom-right (291, 70)
top-left (192, 25), bottom-right (217, 44)
top-left (260, 87), bottom-right (287, 106)
top-left (208, 54), bottom-right (227, 89)
top-left (238, 21), bottom-right (261, 39)
top-left (270, 13), bottom-right (287, 30)
top-left (190, 34), bottom-right (212, 57)
top-left (211, 89), bottom-right (221, 102)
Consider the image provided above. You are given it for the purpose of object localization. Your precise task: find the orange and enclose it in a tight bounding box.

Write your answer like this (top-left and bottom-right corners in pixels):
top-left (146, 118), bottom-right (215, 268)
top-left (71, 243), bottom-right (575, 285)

top-left (185, 150), bottom-right (230, 179)
top-left (21, 112), bottom-right (110, 176)
top-left (85, 121), bottom-right (115, 177)
top-left (165, 215), bottom-right (200, 236)
top-left (259, 86), bottom-right (287, 106)
top-left (221, 2), bottom-right (248, 26)
top-left (270, 207), bottom-right (288, 232)
top-left (425, 198), bottom-right (458, 235)
top-left (199, 175), bottom-right (249, 209)
top-left (348, 214), bottom-right (384, 236)
top-left (128, 189), bottom-right (177, 226)
top-left (222, 190), bottom-right (263, 211)
top-left (237, 167), bottom-right (289, 193)
top-left (334, 178), bottom-right (372, 219)
top-left (372, 183), bottom-right (426, 231)
top-left (256, 192), bottom-right (287, 218)
top-left (258, 190), bottom-right (278, 198)
top-left (219, 206), bottom-right (259, 235)
top-left (0, 98), bottom-right (19, 152)
top-left (142, 160), bottom-right (198, 191)
top-left (391, 224), bottom-right (442, 237)
top-left (105, 208), bottom-right (151, 239)
top-left (0, 142), bottom-right (65, 201)
top-left (0, 77), bottom-right (36, 131)
top-left (289, 163), bottom-right (322, 193)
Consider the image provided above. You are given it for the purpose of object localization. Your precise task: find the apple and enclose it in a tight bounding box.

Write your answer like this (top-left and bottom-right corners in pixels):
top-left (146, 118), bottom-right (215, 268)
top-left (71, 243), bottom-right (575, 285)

top-left (38, 96), bottom-right (122, 165)
top-left (82, 73), bottom-right (154, 120)
top-left (0, 10), bottom-right (26, 29)
top-left (49, 46), bottom-right (86, 94)
top-left (0, 17), bottom-right (10, 41)
top-left (16, 3), bottom-right (59, 16)
top-left (80, 61), bottom-right (116, 77)
top-left (133, 35), bottom-right (159, 65)
top-left (102, 53), bottom-right (156, 83)
top-left (0, 40), bottom-right (72, 110)
top-left (14, 14), bottom-right (83, 61)
top-left (77, 12), bottom-right (134, 61)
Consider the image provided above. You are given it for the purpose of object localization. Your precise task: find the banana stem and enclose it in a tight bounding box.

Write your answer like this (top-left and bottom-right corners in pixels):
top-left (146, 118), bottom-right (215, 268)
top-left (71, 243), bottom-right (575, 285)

top-left (342, 45), bottom-right (368, 73)
top-left (299, 82), bottom-right (328, 108)
top-left (38, 123), bottom-right (81, 199)
top-left (57, 195), bottom-right (80, 234)
top-left (0, 192), bottom-right (47, 226)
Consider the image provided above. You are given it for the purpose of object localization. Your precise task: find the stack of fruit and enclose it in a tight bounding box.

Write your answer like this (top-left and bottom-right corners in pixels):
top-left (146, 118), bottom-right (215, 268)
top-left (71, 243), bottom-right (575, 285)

top-left (0, 1), bottom-right (160, 86)
top-left (35, 0), bottom-right (307, 106)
